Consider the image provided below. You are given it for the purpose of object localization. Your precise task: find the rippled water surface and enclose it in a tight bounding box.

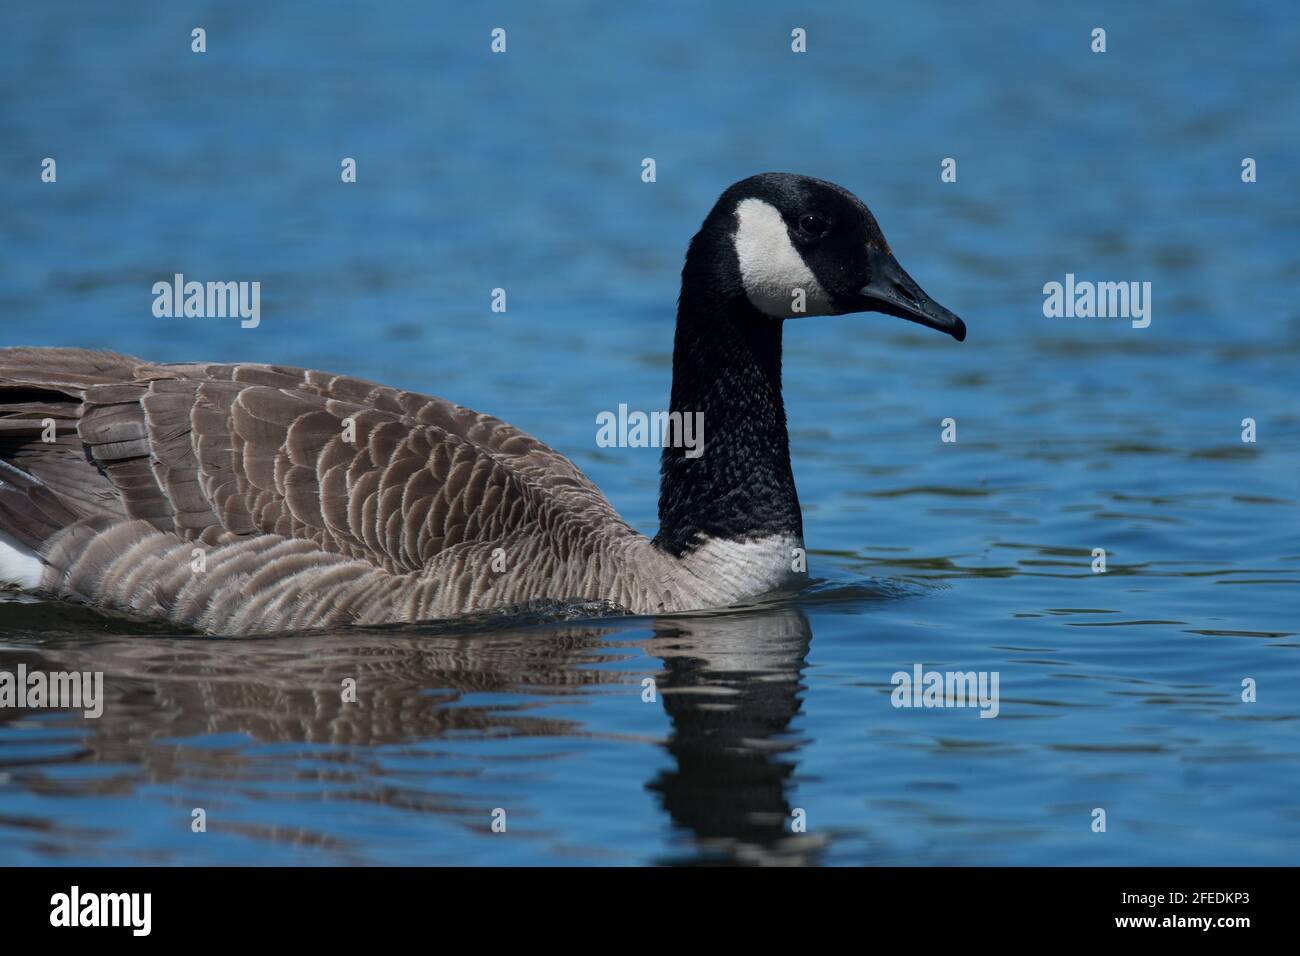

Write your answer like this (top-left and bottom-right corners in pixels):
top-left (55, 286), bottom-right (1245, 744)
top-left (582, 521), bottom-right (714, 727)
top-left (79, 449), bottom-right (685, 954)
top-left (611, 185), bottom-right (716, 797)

top-left (1, 1), bottom-right (1298, 865)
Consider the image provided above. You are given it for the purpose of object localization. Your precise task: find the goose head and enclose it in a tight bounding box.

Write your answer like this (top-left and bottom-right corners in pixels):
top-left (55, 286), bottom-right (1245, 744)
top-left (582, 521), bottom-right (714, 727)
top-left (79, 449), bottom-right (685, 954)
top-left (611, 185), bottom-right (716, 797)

top-left (683, 172), bottom-right (966, 341)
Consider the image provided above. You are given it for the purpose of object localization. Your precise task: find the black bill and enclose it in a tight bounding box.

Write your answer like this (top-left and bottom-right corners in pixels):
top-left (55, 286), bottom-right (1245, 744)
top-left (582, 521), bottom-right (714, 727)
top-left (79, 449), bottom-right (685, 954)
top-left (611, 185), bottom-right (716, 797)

top-left (857, 247), bottom-right (966, 342)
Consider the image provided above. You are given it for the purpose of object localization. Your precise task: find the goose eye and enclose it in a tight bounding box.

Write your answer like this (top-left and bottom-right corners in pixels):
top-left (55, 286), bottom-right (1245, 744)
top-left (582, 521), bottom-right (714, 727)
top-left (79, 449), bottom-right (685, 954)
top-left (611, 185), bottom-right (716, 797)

top-left (798, 214), bottom-right (828, 237)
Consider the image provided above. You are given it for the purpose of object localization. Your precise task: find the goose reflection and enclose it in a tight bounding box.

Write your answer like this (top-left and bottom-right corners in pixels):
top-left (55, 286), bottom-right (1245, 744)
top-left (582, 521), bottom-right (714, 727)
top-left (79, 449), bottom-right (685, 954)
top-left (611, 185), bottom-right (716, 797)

top-left (0, 599), bottom-right (818, 864)
top-left (643, 607), bottom-right (822, 865)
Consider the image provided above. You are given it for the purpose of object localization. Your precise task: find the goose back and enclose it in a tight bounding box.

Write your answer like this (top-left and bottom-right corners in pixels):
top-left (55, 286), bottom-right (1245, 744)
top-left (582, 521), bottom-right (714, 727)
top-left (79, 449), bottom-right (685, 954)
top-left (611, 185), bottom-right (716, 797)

top-left (0, 347), bottom-right (676, 632)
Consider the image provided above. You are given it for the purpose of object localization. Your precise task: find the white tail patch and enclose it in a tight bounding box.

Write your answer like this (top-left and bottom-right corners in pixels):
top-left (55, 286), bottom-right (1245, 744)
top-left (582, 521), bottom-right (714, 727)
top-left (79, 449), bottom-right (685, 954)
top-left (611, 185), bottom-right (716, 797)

top-left (733, 198), bottom-right (831, 318)
top-left (0, 530), bottom-right (43, 589)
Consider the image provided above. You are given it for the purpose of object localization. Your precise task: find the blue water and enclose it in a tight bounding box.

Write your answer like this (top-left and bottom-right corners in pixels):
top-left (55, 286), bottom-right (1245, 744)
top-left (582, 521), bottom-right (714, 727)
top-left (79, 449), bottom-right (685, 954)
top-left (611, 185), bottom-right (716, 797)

top-left (1, 0), bottom-right (1297, 865)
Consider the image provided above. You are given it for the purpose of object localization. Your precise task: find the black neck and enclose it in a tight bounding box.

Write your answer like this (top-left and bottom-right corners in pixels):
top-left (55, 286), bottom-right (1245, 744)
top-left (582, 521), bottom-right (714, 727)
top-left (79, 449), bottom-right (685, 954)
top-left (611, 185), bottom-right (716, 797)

top-left (653, 287), bottom-right (803, 557)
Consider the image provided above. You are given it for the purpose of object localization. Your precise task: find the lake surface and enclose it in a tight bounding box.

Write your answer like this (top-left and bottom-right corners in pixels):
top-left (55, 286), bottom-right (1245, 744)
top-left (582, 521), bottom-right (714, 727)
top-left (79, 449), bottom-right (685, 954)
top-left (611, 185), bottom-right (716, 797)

top-left (1, 1), bottom-right (1297, 865)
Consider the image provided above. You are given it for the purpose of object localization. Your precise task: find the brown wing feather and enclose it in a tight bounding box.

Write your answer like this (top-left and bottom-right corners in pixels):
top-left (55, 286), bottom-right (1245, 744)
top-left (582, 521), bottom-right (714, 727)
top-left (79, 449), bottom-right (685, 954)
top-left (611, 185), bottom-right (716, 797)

top-left (0, 347), bottom-right (630, 579)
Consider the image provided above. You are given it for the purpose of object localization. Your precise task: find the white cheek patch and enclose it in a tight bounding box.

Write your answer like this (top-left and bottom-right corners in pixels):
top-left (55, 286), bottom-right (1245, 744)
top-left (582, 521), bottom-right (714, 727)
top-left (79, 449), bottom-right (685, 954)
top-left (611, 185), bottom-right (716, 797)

top-left (733, 198), bottom-right (833, 318)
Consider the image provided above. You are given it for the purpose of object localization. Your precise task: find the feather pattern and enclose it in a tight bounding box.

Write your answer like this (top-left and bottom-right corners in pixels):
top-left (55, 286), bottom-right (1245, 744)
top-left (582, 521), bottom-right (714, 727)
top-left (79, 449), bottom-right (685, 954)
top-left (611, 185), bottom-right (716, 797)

top-left (0, 347), bottom-right (797, 633)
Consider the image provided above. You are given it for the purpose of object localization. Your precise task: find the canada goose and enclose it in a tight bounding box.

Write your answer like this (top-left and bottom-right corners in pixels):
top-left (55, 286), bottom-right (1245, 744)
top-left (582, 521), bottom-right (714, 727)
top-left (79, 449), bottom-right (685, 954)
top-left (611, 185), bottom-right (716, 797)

top-left (0, 173), bottom-right (965, 635)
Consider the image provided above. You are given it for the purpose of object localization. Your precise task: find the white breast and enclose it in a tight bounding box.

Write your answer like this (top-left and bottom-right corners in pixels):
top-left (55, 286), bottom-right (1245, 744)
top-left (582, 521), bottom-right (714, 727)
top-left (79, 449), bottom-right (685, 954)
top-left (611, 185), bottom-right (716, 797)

top-left (0, 530), bottom-right (43, 590)
top-left (674, 533), bottom-right (806, 606)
